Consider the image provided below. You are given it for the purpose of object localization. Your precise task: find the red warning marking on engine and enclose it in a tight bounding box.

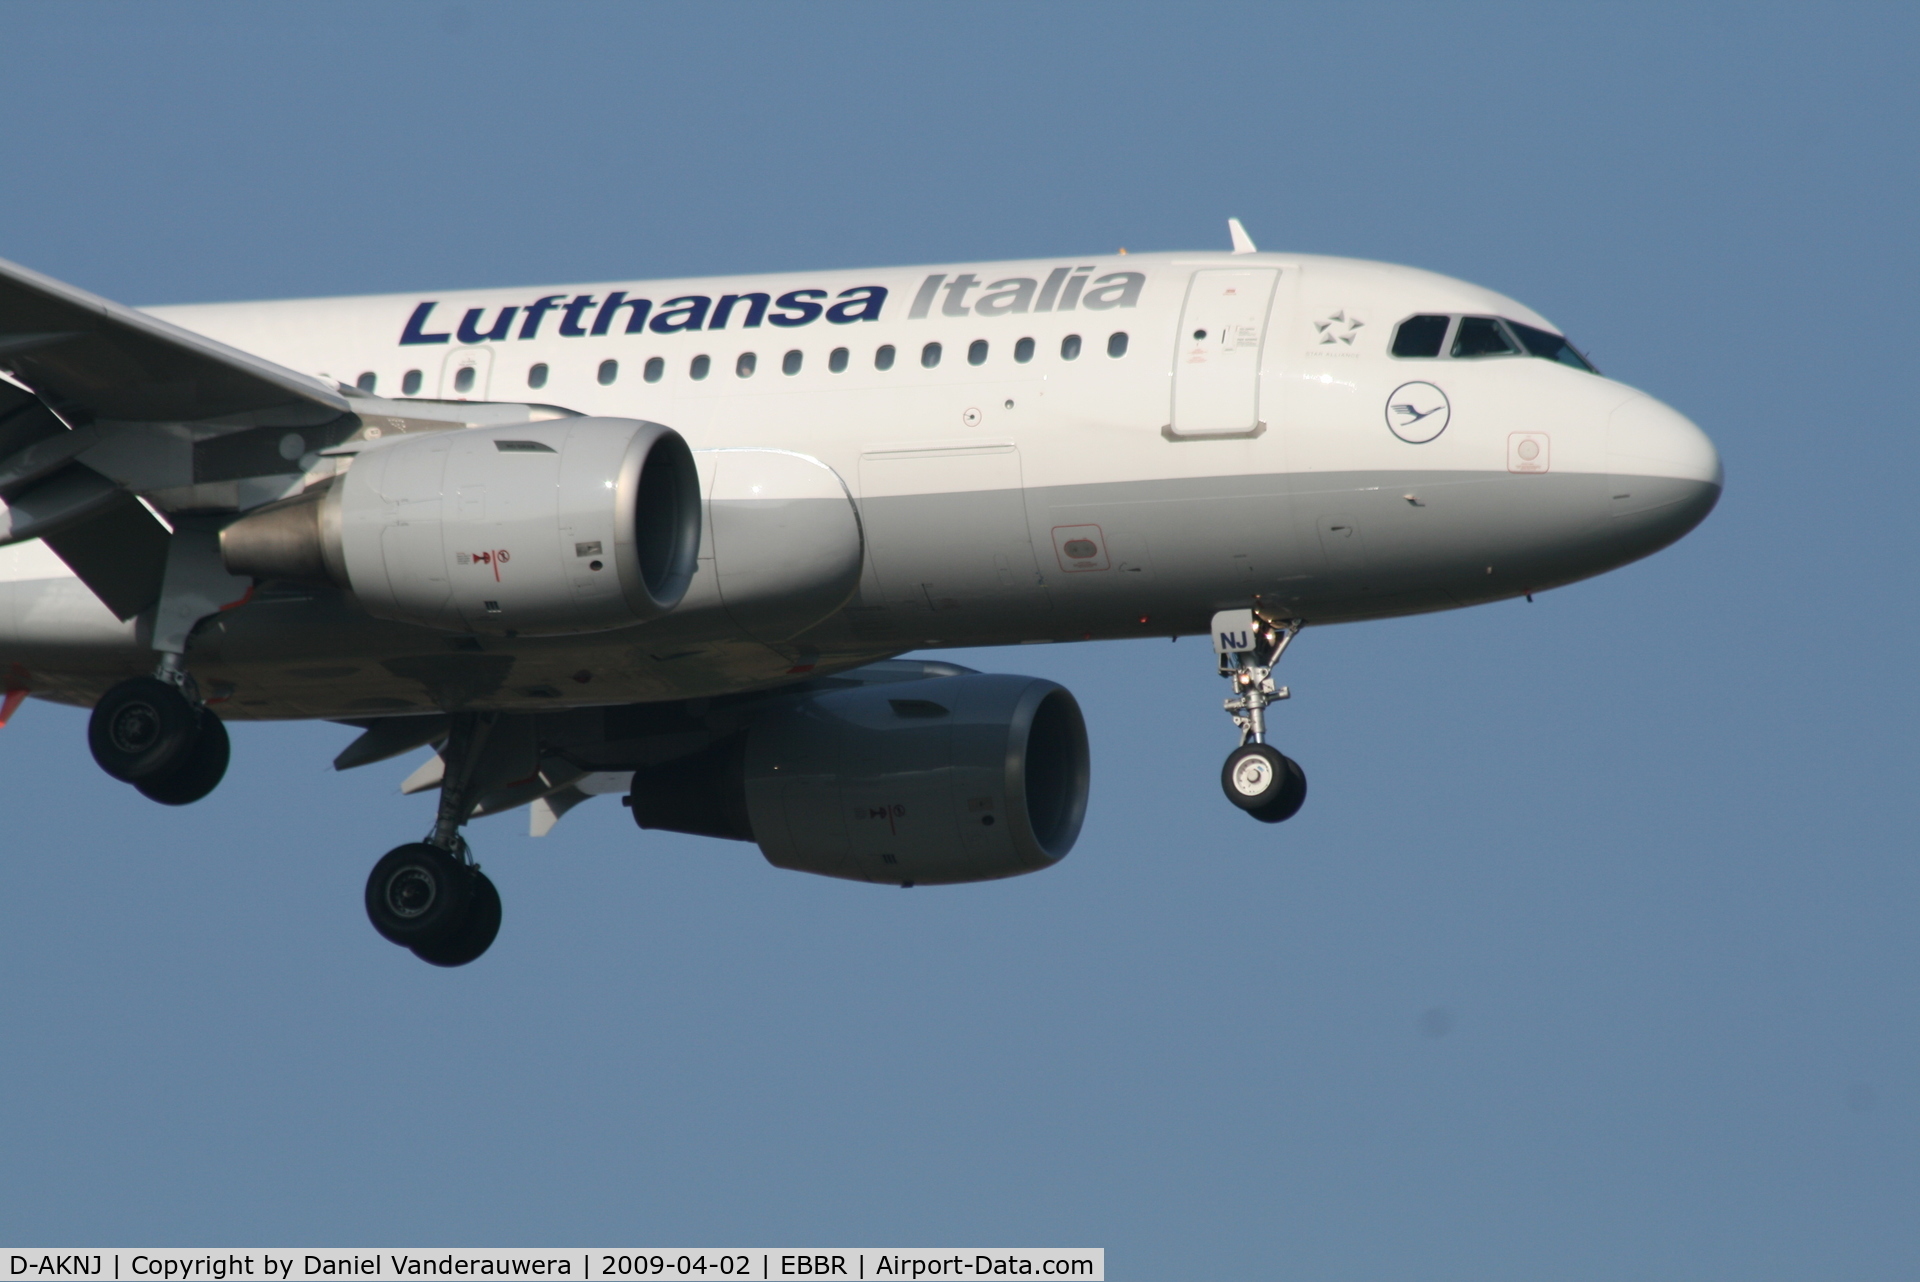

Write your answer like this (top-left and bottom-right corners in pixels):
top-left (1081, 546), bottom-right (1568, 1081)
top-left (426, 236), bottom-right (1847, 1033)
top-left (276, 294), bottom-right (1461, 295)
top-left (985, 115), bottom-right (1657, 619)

top-left (462, 548), bottom-right (511, 581)
top-left (858, 803), bottom-right (907, 835)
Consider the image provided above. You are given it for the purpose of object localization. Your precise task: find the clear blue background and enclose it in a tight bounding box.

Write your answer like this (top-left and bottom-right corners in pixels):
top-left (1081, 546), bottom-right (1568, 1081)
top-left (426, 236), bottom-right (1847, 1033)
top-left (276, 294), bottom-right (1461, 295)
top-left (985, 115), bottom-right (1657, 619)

top-left (0, 3), bottom-right (1913, 1277)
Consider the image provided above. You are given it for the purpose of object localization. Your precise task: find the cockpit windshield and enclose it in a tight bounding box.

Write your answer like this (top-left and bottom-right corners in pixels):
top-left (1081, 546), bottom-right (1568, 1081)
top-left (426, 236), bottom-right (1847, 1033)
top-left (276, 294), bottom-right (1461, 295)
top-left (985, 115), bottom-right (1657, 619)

top-left (1390, 313), bottom-right (1598, 373)
top-left (1451, 316), bottom-right (1517, 358)
top-left (1506, 319), bottom-right (1598, 373)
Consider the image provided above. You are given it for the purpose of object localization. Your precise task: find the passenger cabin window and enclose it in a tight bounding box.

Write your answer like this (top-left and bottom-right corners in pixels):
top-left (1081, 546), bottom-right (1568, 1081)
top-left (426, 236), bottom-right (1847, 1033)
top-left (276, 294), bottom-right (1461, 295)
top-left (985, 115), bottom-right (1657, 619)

top-left (401, 369), bottom-right (422, 395)
top-left (644, 356), bottom-right (664, 383)
top-left (921, 341), bottom-right (942, 369)
top-left (355, 371), bottom-right (377, 393)
top-left (1107, 331), bottom-right (1128, 358)
top-left (736, 352), bottom-right (757, 378)
top-left (453, 366), bottom-right (476, 393)
top-left (1061, 334), bottom-right (1082, 360)
top-left (1507, 320), bottom-right (1598, 373)
top-left (527, 363), bottom-right (549, 389)
top-left (690, 355), bottom-right (710, 380)
top-left (1014, 337), bottom-right (1035, 363)
top-left (1451, 317), bottom-right (1517, 358)
top-left (829, 346), bottom-right (849, 373)
top-left (968, 339), bottom-right (988, 366)
top-left (1391, 314), bottom-right (1449, 357)
top-left (598, 359), bottom-right (619, 385)
top-left (782, 349), bottom-right (802, 375)
top-left (875, 344), bottom-right (895, 371)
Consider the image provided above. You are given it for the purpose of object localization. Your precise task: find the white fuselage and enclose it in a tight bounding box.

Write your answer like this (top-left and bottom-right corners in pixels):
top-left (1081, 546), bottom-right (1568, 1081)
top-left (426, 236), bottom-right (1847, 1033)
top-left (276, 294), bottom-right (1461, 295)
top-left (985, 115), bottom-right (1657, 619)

top-left (0, 250), bottom-right (1721, 720)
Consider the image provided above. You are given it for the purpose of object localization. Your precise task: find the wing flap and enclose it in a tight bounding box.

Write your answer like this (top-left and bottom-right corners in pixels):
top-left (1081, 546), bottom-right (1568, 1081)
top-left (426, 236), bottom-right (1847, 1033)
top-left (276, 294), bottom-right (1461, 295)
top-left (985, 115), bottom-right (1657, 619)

top-left (40, 492), bottom-right (172, 620)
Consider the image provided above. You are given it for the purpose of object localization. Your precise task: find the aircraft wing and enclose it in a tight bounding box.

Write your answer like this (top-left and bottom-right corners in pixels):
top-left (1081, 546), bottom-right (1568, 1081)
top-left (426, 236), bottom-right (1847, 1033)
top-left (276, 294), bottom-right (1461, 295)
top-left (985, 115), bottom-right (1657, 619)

top-left (0, 254), bottom-right (348, 426)
top-left (0, 256), bottom-right (357, 619)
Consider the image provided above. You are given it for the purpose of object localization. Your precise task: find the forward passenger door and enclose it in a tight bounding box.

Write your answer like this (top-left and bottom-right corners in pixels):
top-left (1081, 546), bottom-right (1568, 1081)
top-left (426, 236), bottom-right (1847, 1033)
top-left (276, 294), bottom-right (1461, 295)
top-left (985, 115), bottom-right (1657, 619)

top-left (1168, 268), bottom-right (1280, 437)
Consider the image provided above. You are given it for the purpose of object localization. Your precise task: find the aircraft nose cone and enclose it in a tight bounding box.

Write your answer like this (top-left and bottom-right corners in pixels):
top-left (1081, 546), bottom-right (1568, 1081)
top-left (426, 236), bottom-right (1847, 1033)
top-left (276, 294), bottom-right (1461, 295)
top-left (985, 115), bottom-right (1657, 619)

top-left (1605, 394), bottom-right (1722, 555)
top-left (1610, 393), bottom-right (1723, 488)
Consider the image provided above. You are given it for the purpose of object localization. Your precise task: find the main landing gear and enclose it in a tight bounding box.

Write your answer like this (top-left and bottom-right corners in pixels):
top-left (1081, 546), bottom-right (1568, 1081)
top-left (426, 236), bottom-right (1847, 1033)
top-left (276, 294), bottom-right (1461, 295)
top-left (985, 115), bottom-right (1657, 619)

top-left (87, 659), bottom-right (231, 806)
top-left (1213, 610), bottom-right (1308, 824)
top-left (364, 711), bottom-right (502, 967)
top-left (87, 525), bottom-right (250, 807)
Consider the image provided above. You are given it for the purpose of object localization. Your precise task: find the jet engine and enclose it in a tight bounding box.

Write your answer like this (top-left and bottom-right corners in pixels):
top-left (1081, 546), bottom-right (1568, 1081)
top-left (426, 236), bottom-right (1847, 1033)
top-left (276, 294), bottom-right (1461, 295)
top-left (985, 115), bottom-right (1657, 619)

top-left (629, 673), bottom-right (1091, 886)
top-left (221, 418), bottom-right (700, 635)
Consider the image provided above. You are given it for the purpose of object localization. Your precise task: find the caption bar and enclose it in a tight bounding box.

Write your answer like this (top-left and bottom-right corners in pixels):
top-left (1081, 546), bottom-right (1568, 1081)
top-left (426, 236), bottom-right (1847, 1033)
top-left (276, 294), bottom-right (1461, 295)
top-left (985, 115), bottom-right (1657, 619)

top-left (4, 1254), bottom-right (1102, 1282)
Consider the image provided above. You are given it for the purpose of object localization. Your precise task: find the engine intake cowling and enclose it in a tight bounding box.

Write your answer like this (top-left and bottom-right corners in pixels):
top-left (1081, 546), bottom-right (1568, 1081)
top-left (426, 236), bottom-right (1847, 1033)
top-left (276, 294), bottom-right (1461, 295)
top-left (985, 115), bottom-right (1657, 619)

top-left (631, 673), bottom-right (1091, 885)
top-left (222, 418), bottom-right (699, 635)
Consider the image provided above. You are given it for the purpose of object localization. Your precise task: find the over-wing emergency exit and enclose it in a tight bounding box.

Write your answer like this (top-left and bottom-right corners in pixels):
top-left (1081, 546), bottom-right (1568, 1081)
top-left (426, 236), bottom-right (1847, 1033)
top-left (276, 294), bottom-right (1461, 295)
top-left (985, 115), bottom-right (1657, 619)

top-left (0, 222), bottom-right (1720, 964)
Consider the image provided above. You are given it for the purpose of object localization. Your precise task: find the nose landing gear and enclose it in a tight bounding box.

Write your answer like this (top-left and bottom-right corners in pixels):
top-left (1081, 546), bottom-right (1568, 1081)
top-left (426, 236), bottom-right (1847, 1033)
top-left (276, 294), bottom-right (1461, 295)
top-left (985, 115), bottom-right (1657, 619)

top-left (362, 711), bottom-right (505, 967)
top-left (1213, 609), bottom-right (1308, 823)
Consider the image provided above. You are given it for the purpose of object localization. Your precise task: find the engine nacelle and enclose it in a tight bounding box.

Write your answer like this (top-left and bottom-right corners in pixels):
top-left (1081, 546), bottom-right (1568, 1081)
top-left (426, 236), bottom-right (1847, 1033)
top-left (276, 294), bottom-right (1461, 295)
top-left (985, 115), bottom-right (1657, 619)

top-left (222, 418), bottom-right (700, 636)
top-left (630, 673), bottom-right (1091, 885)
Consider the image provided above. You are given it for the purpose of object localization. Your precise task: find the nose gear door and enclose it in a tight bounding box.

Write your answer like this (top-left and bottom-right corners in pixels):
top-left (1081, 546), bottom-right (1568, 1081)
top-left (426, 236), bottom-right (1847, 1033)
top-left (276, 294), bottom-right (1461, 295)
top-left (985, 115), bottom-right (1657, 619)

top-left (1168, 267), bottom-right (1280, 437)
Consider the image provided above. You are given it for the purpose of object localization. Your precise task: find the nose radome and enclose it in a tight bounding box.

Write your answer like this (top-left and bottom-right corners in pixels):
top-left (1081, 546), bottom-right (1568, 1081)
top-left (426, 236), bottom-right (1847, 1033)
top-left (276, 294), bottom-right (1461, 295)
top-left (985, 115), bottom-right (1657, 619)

top-left (1609, 394), bottom-right (1723, 489)
top-left (1605, 393), bottom-right (1722, 553)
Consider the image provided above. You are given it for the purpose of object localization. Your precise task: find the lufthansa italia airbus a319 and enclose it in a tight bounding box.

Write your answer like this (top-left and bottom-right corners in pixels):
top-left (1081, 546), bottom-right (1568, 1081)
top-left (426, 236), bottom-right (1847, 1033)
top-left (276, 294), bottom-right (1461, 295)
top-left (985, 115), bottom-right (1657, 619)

top-left (0, 220), bottom-right (1719, 965)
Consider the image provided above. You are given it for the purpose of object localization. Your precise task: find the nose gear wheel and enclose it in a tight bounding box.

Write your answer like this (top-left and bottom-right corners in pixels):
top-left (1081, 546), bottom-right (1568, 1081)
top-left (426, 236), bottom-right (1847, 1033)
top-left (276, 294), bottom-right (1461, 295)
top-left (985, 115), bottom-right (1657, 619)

top-left (1222, 743), bottom-right (1308, 823)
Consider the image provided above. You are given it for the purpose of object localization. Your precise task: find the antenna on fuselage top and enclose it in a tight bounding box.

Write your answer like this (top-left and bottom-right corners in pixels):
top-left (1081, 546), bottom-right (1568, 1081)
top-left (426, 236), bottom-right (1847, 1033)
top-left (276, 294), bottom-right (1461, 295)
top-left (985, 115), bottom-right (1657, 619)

top-left (1227, 218), bottom-right (1258, 254)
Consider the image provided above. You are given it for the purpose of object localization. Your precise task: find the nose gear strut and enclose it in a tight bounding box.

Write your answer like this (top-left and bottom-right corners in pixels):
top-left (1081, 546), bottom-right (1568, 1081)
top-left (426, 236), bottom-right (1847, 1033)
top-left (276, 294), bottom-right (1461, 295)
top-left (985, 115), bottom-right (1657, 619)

top-left (1212, 607), bottom-right (1308, 823)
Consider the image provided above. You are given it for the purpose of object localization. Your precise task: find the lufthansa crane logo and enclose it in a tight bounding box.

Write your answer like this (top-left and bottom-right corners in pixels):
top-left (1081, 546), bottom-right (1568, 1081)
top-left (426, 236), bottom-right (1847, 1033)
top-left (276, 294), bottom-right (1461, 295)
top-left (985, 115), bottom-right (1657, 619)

top-left (1386, 381), bottom-right (1450, 443)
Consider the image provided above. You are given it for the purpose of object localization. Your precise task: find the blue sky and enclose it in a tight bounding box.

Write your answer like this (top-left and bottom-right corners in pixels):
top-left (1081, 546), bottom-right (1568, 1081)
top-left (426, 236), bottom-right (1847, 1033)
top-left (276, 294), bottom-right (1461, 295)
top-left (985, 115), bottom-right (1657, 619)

top-left (0, 4), bottom-right (1915, 1278)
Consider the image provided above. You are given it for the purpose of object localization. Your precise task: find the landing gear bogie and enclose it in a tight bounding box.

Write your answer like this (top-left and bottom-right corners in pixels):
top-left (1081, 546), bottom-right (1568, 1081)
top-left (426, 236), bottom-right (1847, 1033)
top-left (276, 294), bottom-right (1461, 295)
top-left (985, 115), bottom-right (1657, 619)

top-left (90, 673), bottom-right (232, 804)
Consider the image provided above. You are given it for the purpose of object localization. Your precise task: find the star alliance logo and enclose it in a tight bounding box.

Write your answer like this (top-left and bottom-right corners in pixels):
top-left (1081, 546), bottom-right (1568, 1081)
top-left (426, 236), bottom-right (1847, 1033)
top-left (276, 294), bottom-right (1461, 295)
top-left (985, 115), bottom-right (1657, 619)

top-left (1314, 309), bottom-right (1364, 345)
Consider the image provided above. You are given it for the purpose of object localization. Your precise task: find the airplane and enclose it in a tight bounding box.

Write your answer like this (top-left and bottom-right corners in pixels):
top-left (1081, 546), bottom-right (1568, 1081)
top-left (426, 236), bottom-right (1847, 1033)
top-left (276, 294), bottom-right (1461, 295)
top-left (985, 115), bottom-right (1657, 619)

top-left (0, 219), bottom-right (1721, 966)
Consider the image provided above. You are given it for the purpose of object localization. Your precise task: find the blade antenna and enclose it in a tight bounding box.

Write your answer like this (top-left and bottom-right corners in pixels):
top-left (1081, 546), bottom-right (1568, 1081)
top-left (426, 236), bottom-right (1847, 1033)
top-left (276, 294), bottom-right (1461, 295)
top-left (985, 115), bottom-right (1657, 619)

top-left (1227, 218), bottom-right (1258, 254)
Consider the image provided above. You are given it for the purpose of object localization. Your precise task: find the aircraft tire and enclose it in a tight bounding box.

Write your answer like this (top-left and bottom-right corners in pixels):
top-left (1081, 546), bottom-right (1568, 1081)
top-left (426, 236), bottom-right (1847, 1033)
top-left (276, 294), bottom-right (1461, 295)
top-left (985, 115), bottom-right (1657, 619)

top-left (411, 870), bottom-right (501, 967)
top-left (1222, 743), bottom-right (1307, 823)
top-left (365, 842), bottom-right (474, 949)
top-left (134, 710), bottom-right (230, 805)
top-left (89, 677), bottom-right (200, 782)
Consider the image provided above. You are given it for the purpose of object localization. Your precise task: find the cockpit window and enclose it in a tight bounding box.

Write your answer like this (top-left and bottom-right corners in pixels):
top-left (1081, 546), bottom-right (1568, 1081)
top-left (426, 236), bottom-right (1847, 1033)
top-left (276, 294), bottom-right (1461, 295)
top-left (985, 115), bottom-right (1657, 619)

top-left (1392, 311), bottom-right (1598, 372)
top-left (1507, 319), bottom-right (1598, 373)
top-left (1451, 316), bottom-right (1518, 358)
top-left (1391, 314), bottom-right (1450, 357)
